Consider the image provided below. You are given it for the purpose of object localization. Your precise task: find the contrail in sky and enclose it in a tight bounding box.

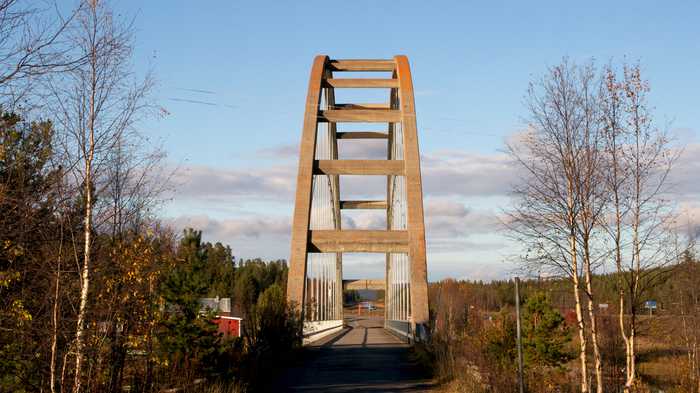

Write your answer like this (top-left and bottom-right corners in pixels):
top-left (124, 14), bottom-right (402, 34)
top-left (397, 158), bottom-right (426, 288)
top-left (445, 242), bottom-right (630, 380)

top-left (169, 97), bottom-right (217, 106)
top-left (176, 88), bottom-right (217, 95)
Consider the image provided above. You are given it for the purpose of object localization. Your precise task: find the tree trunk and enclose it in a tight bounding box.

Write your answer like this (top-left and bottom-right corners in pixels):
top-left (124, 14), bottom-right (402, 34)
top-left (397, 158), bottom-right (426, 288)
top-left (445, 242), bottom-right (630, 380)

top-left (73, 173), bottom-right (92, 393)
top-left (569, 178), bottom-right (589, 393)
top-left (571, 233), bottom-right (589, 393)
top-left (50, 231), bottom-right (63, 393)
top-left (74, 52), bottom-right (96, 391)
top-left (583, 246), bottom-right (603, 393)
top-left (626, 308), bottom-right (637, 389)
top-left (612, 140), bottom-right (634, 392)
top-left (573, 275), bottom-right (589, 393)
top-left (619, 291), bottom-right (631, 390)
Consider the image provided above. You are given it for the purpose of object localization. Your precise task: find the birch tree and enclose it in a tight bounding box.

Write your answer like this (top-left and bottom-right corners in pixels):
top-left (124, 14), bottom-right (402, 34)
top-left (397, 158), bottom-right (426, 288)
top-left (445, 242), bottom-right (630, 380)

top-left (507, 60), bottom-right (605, 393)
top-left (600, 64), bottom-right (677, 391)
top-left (48, 1), bottom-right (154, 391)
top-left (571, 73), bottom-right (606, 393)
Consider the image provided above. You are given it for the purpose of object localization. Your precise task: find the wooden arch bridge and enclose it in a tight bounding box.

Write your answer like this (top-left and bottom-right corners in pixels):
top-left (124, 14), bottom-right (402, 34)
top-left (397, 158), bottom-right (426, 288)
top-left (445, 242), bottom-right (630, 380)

top-left (286, 55), bottom-right (429, 344)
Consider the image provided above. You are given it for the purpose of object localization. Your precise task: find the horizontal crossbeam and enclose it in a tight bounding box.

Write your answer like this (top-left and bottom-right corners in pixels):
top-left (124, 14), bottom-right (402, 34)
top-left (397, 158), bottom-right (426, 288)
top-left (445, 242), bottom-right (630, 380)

top-left (336, 131), bottom-right (388, 139)
top-left (333, 103), bottom-right (390, 109)
top-left (323, 78), bottom-right (399, 88)
top-left (313, 160), bottom-right (404, 175)
top-left (328, 59), bottom-right (395, 72)
top-left (340, 200), bottom-right (387, 209)
top-left (308, 230), bottom-right (408, 253)
top-left (318, 109), bottom-right (401, 123)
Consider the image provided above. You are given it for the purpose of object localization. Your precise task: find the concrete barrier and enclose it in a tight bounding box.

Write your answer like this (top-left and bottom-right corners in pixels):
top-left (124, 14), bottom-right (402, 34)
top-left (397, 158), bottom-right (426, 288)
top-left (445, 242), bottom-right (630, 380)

top-left (302, 320), bottom-right (343, 345)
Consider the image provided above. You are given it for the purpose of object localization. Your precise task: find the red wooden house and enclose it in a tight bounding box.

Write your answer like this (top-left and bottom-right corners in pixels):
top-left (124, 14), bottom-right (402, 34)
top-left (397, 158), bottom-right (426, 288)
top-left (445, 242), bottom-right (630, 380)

top-left (213, 315), bottom-right (242, 338)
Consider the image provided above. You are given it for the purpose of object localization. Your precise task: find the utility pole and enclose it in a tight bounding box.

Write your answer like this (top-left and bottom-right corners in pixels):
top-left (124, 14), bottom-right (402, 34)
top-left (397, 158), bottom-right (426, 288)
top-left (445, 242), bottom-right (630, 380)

top-left (515, 277), bottom-right (525, 393)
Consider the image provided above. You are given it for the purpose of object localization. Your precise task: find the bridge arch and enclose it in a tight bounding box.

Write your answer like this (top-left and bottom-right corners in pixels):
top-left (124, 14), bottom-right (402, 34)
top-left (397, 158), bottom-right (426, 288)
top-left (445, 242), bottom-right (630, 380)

top-left (286, 56), bottom-right (429, 344)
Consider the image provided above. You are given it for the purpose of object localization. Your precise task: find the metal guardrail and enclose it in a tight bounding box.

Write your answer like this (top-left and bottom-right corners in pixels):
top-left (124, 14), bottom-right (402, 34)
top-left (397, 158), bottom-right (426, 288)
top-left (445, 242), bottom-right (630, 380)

top-left (385, 320), bottom-right (429, 343)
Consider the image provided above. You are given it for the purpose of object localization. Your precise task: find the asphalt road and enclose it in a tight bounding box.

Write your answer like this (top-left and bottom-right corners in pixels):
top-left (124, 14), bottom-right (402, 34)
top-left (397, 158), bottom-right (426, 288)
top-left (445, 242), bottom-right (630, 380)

top-left (267, 316), bottom-right (434, 392)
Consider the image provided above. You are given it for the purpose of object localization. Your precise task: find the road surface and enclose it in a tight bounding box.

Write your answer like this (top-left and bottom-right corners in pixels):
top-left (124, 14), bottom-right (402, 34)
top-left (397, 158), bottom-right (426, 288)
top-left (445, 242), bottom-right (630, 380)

top-left (268, 316), bottom-right (434, 392)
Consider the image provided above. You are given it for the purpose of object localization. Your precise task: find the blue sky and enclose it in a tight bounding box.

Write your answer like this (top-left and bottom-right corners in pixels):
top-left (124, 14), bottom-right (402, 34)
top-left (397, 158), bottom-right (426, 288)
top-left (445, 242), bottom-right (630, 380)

top-left (117, 1), bottom-right (699, 280)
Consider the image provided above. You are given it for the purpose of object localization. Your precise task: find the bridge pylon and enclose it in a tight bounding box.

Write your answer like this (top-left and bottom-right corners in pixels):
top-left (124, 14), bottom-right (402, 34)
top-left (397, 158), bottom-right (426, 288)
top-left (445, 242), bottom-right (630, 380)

top-left (286, 56), bottom-right (429, 344)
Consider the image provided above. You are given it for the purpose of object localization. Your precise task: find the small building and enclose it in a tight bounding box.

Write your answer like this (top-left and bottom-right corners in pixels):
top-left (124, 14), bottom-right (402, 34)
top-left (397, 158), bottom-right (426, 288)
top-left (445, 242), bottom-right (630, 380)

top-left (213, 316), bottom-right (242, 337)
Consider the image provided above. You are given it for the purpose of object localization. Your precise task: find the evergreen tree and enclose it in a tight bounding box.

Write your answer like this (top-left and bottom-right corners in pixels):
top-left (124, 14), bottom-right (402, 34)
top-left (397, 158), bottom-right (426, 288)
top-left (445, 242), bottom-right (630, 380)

top-left (203, 242), bottom-right (236, 298)
top-left (485, 293), bottom-right (571, 371)
top-left (522, 292), bottom-right (571, 368)
top-left (157, 229), bottom-right (219, 377)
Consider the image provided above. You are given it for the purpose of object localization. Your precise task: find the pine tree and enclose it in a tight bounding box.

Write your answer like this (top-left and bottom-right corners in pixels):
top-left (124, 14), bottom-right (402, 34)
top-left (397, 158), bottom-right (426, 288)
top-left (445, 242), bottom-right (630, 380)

top-left (522, 292), bottom-right (572, 368)
top-left (157, 229), bottom-right (219, 378)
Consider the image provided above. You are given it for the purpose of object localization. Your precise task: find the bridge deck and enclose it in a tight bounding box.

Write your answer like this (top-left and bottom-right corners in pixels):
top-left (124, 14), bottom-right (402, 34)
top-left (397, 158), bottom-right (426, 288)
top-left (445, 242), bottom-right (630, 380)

top-left (269, 316), bottom-right (434, 392)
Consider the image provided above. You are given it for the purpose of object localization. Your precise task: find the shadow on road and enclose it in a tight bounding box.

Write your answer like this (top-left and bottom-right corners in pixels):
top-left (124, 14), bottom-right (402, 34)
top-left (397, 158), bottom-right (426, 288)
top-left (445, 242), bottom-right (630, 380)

top-left (266, 316), bottom-right (435, 392)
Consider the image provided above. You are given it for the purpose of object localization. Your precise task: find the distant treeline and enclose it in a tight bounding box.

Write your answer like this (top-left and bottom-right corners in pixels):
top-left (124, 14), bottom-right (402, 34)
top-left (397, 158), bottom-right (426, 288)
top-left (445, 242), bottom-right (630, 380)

top-left (432, 256), bottom-right (698, 315)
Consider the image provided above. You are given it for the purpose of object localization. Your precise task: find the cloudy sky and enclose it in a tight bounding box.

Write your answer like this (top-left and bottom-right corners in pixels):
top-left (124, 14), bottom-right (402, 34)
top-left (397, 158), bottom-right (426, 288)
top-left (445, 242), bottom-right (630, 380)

top-left (122, 1), bottom-right (699, 280)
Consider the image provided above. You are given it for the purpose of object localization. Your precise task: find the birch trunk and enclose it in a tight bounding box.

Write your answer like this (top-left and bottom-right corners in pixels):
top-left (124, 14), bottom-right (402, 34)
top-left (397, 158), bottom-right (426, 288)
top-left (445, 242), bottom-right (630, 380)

top-left (583, 244), bottom-right (603, 393)
top-left (626, 293), bottom-right (637, 389)
top-left (573, 273), bottom-right (589, 393)
top-left (570, 185), bottom-right (589, 393)
top-left (619, 292), bottom-right (631, 387)
top-left (73, 165), bottom-right (92, 393)
top-left (73, 42), bottom-right (97, 391)
top-left (614, 195), bottom-right (632, 389)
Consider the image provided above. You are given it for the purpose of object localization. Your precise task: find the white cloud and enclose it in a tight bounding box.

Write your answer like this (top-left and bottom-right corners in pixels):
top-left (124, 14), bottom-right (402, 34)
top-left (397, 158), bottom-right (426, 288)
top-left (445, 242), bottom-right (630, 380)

top-left (165, 214), bottom-right (292, 259)
top-left (171, 164), bottom-right (296, 202)
top-left (172, 148), bottom-right (518, 204)
top-left (669, 143), bottom-right (700, 197)
top-left (424, 197), bottom-right (502, 241)
top-left (164, 139), bottom-right (700, 280)
top-left (256, 144), bottom-right (299, 158)
top-left (421, 150), bottom-right (517, 197)
top-left (167, 214), bottom-right (291, 238)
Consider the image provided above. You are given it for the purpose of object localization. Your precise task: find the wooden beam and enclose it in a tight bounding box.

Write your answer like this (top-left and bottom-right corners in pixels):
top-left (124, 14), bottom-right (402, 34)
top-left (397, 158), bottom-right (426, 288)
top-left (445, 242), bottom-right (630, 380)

top-left (333, 103), bottom-right (390, 109)
top-left (323, 78), bottom-right (399, 88)
top-left (328, 59), bottom-right (395, 72)
top-left (314, 160), bottom-right (404, 175)
top-left (336, 131), bottom-right (388, 139)
top-left (287, 55), bottom-right (327, 312)
top-left (340, 200), bottom-right (387, 209)
top-left (395, 55), bottom-right (429, 327)
top-left (309, 230), bottom-right (408, 253)
top-left (318, 109), bottom-right (401, 123)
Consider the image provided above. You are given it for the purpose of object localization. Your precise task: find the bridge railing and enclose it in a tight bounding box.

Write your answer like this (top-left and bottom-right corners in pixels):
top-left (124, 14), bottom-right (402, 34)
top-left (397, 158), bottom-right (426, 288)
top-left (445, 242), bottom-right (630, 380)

top-left (301, 87), bottom-right (343, 344)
